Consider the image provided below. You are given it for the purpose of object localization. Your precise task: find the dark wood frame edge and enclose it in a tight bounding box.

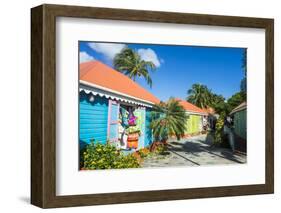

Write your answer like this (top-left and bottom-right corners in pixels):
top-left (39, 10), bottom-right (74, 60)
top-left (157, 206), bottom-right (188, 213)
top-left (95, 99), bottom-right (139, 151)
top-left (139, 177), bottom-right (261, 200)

top-left (31, 4), bottom-right (274, 208)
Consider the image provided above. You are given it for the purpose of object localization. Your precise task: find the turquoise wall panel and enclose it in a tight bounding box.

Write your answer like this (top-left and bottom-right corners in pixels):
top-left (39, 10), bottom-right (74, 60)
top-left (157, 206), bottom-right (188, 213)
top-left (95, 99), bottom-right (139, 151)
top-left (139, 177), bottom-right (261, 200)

top-left (144, 109), bottom-right (153, 147)
top-left (79, 91), bottom-right (108, 146)
top-left (135, 108), bottom-right (146, 149)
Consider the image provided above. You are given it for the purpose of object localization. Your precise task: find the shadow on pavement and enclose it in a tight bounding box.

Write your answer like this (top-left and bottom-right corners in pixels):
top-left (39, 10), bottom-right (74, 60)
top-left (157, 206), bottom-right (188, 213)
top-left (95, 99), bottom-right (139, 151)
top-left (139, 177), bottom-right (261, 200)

top-left (168, 133), bottom-right (245, 164)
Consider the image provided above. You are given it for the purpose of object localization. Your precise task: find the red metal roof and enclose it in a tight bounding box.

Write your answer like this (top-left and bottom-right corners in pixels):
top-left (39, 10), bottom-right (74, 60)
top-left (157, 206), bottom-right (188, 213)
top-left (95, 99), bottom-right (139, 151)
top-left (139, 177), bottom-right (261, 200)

top-left (176, 98), bottom-right (208, 115)
top-left (80, 61), bottom-right (160, 104)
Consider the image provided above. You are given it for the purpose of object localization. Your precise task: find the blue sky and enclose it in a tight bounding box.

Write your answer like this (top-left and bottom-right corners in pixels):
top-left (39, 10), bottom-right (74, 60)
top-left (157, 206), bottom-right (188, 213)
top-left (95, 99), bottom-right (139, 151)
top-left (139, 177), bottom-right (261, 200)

top-left (79, 41), bottom-right (245, 101)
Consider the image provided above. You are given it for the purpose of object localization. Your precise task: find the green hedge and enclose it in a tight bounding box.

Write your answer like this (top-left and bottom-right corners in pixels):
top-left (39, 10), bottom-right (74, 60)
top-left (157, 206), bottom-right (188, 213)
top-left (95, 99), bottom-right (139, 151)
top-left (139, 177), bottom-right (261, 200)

top-left (82, 142), bottom-right (140, 170)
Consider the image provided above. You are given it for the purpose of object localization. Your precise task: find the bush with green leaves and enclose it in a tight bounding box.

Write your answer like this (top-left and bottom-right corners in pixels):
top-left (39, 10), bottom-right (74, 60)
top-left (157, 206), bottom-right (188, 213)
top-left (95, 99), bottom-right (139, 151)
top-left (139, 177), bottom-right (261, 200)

top-left (82, 142), bottom-right (139, 170)
top-left (154, 144), bottom-right (167, 154)
top-left (117, 154), bottom-right (140, 169)
top-left (138, 148), bottom-right (150, 158)
top-left (214, 113), bottom-right (225, 145)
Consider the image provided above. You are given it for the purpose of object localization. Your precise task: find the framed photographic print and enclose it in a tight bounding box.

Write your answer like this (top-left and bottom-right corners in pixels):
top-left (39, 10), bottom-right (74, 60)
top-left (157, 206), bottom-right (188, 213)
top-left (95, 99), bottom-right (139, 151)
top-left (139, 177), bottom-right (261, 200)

top-left (31, 4), bottom-right (274, 208)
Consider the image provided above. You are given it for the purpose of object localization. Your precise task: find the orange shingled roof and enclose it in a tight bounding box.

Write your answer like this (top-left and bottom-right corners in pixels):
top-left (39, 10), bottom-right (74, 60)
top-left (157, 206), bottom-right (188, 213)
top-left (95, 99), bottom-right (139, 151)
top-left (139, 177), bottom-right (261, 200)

top-left (202, 107), bottom-right (215, 115)
top-left (176, 98), bottom-right (208, 115)
top-left (80, 61), bottom-right (160, 104)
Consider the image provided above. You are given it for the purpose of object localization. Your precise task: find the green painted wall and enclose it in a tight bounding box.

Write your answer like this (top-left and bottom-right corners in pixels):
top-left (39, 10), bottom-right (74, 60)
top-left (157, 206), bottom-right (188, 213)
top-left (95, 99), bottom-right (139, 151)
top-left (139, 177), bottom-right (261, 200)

top-left (134, 108), bottom-right (146, 149)
top-left (185, 114), bottom-right (202, 134)
top-left (233, 109), bottom-right (247, 139)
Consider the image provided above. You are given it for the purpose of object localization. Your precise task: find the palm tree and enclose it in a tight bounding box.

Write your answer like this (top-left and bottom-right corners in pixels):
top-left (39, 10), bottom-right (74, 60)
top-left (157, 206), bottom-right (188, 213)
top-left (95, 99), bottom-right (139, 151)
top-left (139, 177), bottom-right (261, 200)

top-left (186, 84), bottom-right (212, 108)
top-left (113, 47), bottom-right (156, 87)
top-left (151, 98), bottom-right (187, 142)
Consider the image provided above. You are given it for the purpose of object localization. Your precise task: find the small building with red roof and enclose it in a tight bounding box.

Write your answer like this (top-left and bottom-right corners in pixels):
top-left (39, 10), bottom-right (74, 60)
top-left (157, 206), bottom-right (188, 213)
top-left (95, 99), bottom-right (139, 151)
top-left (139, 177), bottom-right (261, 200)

top-left (176, 98), bottom-right (208, 136)
top-left (79, 61), bottom-right (159, 150)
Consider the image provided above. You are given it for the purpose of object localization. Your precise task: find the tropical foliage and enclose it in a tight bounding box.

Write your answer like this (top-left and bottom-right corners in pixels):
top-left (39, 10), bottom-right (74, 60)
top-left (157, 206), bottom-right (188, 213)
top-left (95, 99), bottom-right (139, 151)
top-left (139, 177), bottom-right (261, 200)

top-left (151, 98), bottom-right (187, 141)
top-left (227, 92), bottom-right (246, 112)
top-left (154, 143), bottom-right (167, 154)
top-left (187, 84), bottom-right (227, 115)
top-left (138, 148), bottom-right (150, 158)
top-left (214, 113), bottom-right (226, 144)
top-left (186, 82), bottom-right (246, 115)
top-left (113, 47), bottom-right (156, 87)
top-left (209, 94), bottom-right (228, 115)
top-left (186, 84), bottom-right (213, 108)
top-left (82, 142), bottom-right (139, 169)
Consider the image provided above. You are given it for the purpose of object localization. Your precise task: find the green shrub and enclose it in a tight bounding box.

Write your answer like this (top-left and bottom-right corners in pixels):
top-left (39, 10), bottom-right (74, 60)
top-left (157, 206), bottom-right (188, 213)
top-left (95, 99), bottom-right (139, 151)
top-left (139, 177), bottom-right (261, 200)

top-left (155, 144), bottom-right (167, 154)
top-left (116, 154), bottom-right (140, 169)
top-left (138, 148), bottom-right (150, 158)
top-left (82, 142), bottom-right (139, 170)
top-left (214, 114), bottom-right (225, 145)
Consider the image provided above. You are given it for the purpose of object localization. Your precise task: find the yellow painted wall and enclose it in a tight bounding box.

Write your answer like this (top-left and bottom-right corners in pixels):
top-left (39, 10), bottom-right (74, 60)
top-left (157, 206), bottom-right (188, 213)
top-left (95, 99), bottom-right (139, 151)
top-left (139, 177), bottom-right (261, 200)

top-left (185, 114), bottom-right (202, 134)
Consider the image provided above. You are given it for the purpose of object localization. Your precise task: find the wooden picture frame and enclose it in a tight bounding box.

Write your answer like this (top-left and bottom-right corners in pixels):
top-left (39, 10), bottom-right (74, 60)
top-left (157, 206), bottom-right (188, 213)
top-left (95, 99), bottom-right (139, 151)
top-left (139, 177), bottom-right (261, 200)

top-left (31, 4), bottom-right (274, 208)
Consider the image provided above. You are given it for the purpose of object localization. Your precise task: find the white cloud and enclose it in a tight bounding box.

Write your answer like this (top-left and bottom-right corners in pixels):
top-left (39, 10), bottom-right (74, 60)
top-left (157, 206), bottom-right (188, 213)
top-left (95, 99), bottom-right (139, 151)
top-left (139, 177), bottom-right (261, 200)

top-left (86, 43), bottom-right (162, 67)
top-left (137, 48), bottom-right (161, 67)
top-left (79, 51), bottom-right (95, 63)
top-left (88, 43), bottom-right (126, 60)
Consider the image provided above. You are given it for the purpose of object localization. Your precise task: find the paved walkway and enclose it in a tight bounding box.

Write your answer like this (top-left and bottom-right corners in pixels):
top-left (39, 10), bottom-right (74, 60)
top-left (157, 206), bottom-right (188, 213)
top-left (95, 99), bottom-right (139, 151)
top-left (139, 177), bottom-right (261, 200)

top-left (141, 134), bottom-right (246, 168)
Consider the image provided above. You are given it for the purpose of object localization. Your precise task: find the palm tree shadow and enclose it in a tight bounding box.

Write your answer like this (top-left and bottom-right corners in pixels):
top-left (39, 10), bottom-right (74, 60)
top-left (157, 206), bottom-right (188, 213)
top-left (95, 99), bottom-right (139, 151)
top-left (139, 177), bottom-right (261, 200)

top-left (168, 133), bottom-right (244, 164)
top-left (219, 150), bottom-right (245, 163)
top-left (169, 140), bottom-right (208, 154)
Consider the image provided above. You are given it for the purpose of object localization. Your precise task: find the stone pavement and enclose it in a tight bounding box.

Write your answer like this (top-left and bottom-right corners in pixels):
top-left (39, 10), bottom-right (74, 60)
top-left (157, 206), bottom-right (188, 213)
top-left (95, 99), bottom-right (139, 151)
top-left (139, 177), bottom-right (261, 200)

top-left (141, 134), bottom-right (246, 168)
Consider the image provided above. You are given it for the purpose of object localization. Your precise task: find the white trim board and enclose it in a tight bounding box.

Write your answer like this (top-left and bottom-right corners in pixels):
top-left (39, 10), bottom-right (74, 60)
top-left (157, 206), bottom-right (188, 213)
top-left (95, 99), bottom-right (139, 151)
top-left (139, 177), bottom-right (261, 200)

top-left (80, 80), bottom-right (155, 107)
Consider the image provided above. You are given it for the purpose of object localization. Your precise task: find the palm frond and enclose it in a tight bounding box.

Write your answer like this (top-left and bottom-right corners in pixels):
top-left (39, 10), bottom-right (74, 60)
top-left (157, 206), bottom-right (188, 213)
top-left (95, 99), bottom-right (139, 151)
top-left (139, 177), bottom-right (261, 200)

top-left (113, 47), bottom-right (157, 87)
top-left (151, 98), bottom-right (187, 141)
